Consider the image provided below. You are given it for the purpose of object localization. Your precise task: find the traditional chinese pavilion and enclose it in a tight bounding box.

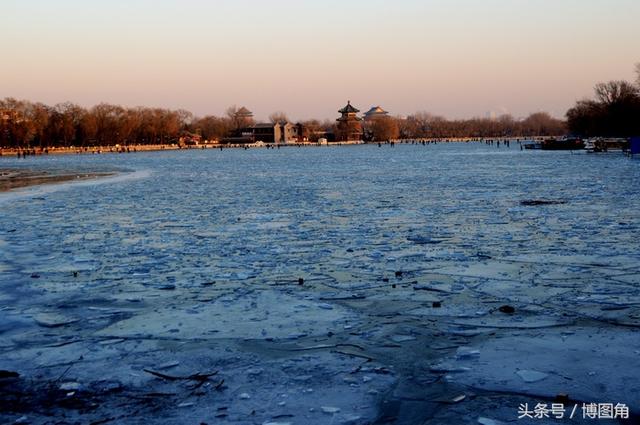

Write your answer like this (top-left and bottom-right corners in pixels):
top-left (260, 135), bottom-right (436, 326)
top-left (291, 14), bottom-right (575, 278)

top-left (233, 106), bottom-right (254, 129)
top-left (363, 106), bottom-right (389, 121)
top-left (336, 101), bottom-right (363, 142)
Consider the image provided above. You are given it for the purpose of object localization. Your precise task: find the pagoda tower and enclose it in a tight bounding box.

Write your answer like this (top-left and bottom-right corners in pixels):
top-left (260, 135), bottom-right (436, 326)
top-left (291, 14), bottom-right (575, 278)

top-left (233, 106), bottom-right (254, 129)
top-left (335, 101), bottom-right (363, 142)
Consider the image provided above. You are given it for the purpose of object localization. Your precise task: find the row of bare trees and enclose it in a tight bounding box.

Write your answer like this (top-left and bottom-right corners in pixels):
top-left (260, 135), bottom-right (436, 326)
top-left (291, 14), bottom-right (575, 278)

top-left (393, 112), bottom-right (565, 140)
top-left (358, 112), bottom-right (565, 142)
top-left (566, 64), bottom-right (640, 137)
top-left (326, 111), bottom-right (564, 142)
top-left (0, 99), bottom-right (196, 148)
top-left (330, 111), bottom-right (564, 143)
top-left (2, 97), bottom-right (568, 148)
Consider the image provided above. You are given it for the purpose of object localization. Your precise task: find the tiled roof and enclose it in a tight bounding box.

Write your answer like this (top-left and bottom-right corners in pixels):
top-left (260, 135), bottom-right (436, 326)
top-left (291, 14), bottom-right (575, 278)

top-left (236, 106), bottom-right (253, 116)
top-left (364, 106), bottom-right (388, 116)
top-left (339, 101), bottom-right (359, 114)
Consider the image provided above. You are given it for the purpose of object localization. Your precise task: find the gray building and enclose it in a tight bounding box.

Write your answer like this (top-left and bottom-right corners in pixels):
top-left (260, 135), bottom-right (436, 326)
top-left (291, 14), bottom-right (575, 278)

top-left (224, 122), bottom-right (301, 144)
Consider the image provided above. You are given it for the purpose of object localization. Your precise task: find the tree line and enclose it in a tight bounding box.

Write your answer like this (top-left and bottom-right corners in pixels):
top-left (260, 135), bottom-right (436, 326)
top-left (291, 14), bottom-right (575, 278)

top-left (0, 100), bottom-right (195, 149)
top-left (395, 112), bottom-right (565, 140)
top-left (1, 98), bottom-right (567, 149)
top-left (566, 64), bottom-right (640, 137)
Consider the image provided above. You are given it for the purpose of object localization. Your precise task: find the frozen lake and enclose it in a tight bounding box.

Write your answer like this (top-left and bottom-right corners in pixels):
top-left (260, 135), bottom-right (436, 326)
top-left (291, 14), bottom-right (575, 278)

top-left (1, 143), bottom-right (639, 424)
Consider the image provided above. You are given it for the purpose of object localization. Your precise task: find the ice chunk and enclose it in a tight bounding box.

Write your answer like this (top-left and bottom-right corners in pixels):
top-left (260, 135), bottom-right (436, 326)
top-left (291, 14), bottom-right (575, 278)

top-left (456, 346), bottom-right (480, 359)
top-left (430, 363), bottom-right (471, 373)
top-left (516, 369), bottom-right (548, 383)
top-left (390, 335), bottom-right (416, 343)
top-left (478, 417), bottom-right (506, 425)
top-left (33, 313), bottom-right (78, 328)
top-left (98, 338), bottom-right (125, 345)
top-left (157, 361), bottom-right (180, 370)
top-left (341, 414), bottom-right (363, 424)
top-left (59, 382), bottom-right (81, 391)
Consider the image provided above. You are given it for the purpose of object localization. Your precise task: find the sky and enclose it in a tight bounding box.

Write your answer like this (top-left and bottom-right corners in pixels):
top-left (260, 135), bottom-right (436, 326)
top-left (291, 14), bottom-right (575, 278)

top-left (1, 0), bottom-right (639, 121)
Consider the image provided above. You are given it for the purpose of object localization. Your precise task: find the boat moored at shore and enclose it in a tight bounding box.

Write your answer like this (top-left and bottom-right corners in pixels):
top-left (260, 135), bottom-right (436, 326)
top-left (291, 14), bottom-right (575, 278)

top-left (584, 137), bottom-right (630, 153)
top-left (540, 137), bottom-right (585, 150)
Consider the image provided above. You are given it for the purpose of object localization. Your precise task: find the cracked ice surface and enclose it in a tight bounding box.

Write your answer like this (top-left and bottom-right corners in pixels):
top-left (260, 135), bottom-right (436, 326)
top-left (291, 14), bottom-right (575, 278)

top-left (1, 143), bottom-right (639, 424)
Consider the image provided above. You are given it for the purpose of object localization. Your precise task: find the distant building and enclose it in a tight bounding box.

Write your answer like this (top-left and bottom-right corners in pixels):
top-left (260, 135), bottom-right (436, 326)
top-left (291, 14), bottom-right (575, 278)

top-left (281, 122), bottom-right (300, 143)
top-left (251, 123), bottom-right (278, 143)
top-left (363, 106), bottom-right (389, 121)
top-left (179, 132), bottom-right (202, 146)
top-left (232, 106), bottom-right (254, 129)
top-left (222, 121), bottom-right (302, 144)
top-left (223, 106), bottom-right (256, 143)
top-left (335, 101), bottom-right (363, 142)
top-left (235, 106), bottom-right (253, 120)
top-left (254, 122), bottom-right (302, 144)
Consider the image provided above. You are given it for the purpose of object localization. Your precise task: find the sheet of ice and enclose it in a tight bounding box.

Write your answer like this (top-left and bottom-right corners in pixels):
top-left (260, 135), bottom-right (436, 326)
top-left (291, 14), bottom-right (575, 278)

top-left (438, 326), bottom-right (640, 412)
top-left (2, 144), bottom-right (640, 423)
top-left (515, 370), bottom-right (548, 383)
top-left (98, 290), bottom-right (354, 340)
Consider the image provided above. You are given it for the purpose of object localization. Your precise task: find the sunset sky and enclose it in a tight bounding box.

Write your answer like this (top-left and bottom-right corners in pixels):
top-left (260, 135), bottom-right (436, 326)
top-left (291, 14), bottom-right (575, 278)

top-left (2, 0), bottom-right (639, 121)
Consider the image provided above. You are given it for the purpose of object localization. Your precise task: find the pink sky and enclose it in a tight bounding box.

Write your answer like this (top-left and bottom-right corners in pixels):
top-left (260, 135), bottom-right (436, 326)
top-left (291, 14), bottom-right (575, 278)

top-left (2, 0), bottom-right (639, 121)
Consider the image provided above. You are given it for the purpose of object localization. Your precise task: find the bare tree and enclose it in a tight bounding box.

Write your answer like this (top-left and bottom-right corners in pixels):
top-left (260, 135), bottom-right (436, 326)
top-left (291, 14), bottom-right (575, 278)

top-left (79, 111), bottom-right (97, 145)
top-left (176, 109), bottom-right (193, 130)
top-left (26, 102), bottom-right (50, 147)
top-left (427, 116), bottom-right (449, 138)
top-left (370, 116), bottom-right (400, 141)
top-left (269, 111), bottom-right (289, 124)
top-left (594, 80), bottom-right (638, 106)
top-left (566, 99), bottom-right (602, 137)
top-left (191, 115), bottom-right (232, 141)
top-left (119, 108), bottom-right (142, 144)
top-left (48, 102), bottom-right (82, 146)
top-left (297, 119), bottom-right (316, 141)
top-left (635, 62), bottom-right (640, 88)
top-left (405, 112), bottom-right (432, 137)
top-left (225, 105), bottom-right (240, 129)
top-left (0, 98), bottom-right (35, 148)
top-left (226, 105), bottom-right (254, 129)
top-left (521, 112), bottom-right (566, 136)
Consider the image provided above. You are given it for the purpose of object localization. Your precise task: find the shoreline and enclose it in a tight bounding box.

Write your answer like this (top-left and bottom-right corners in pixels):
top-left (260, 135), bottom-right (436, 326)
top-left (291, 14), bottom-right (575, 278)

top-left (0, 144), bottom-right (181, 157)
top-left (0, 169), bottom-right (115, 192)
top-left (0, 141), bottom-right (367, 157)
top-left (0, 137), bottom-right (547, 158)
